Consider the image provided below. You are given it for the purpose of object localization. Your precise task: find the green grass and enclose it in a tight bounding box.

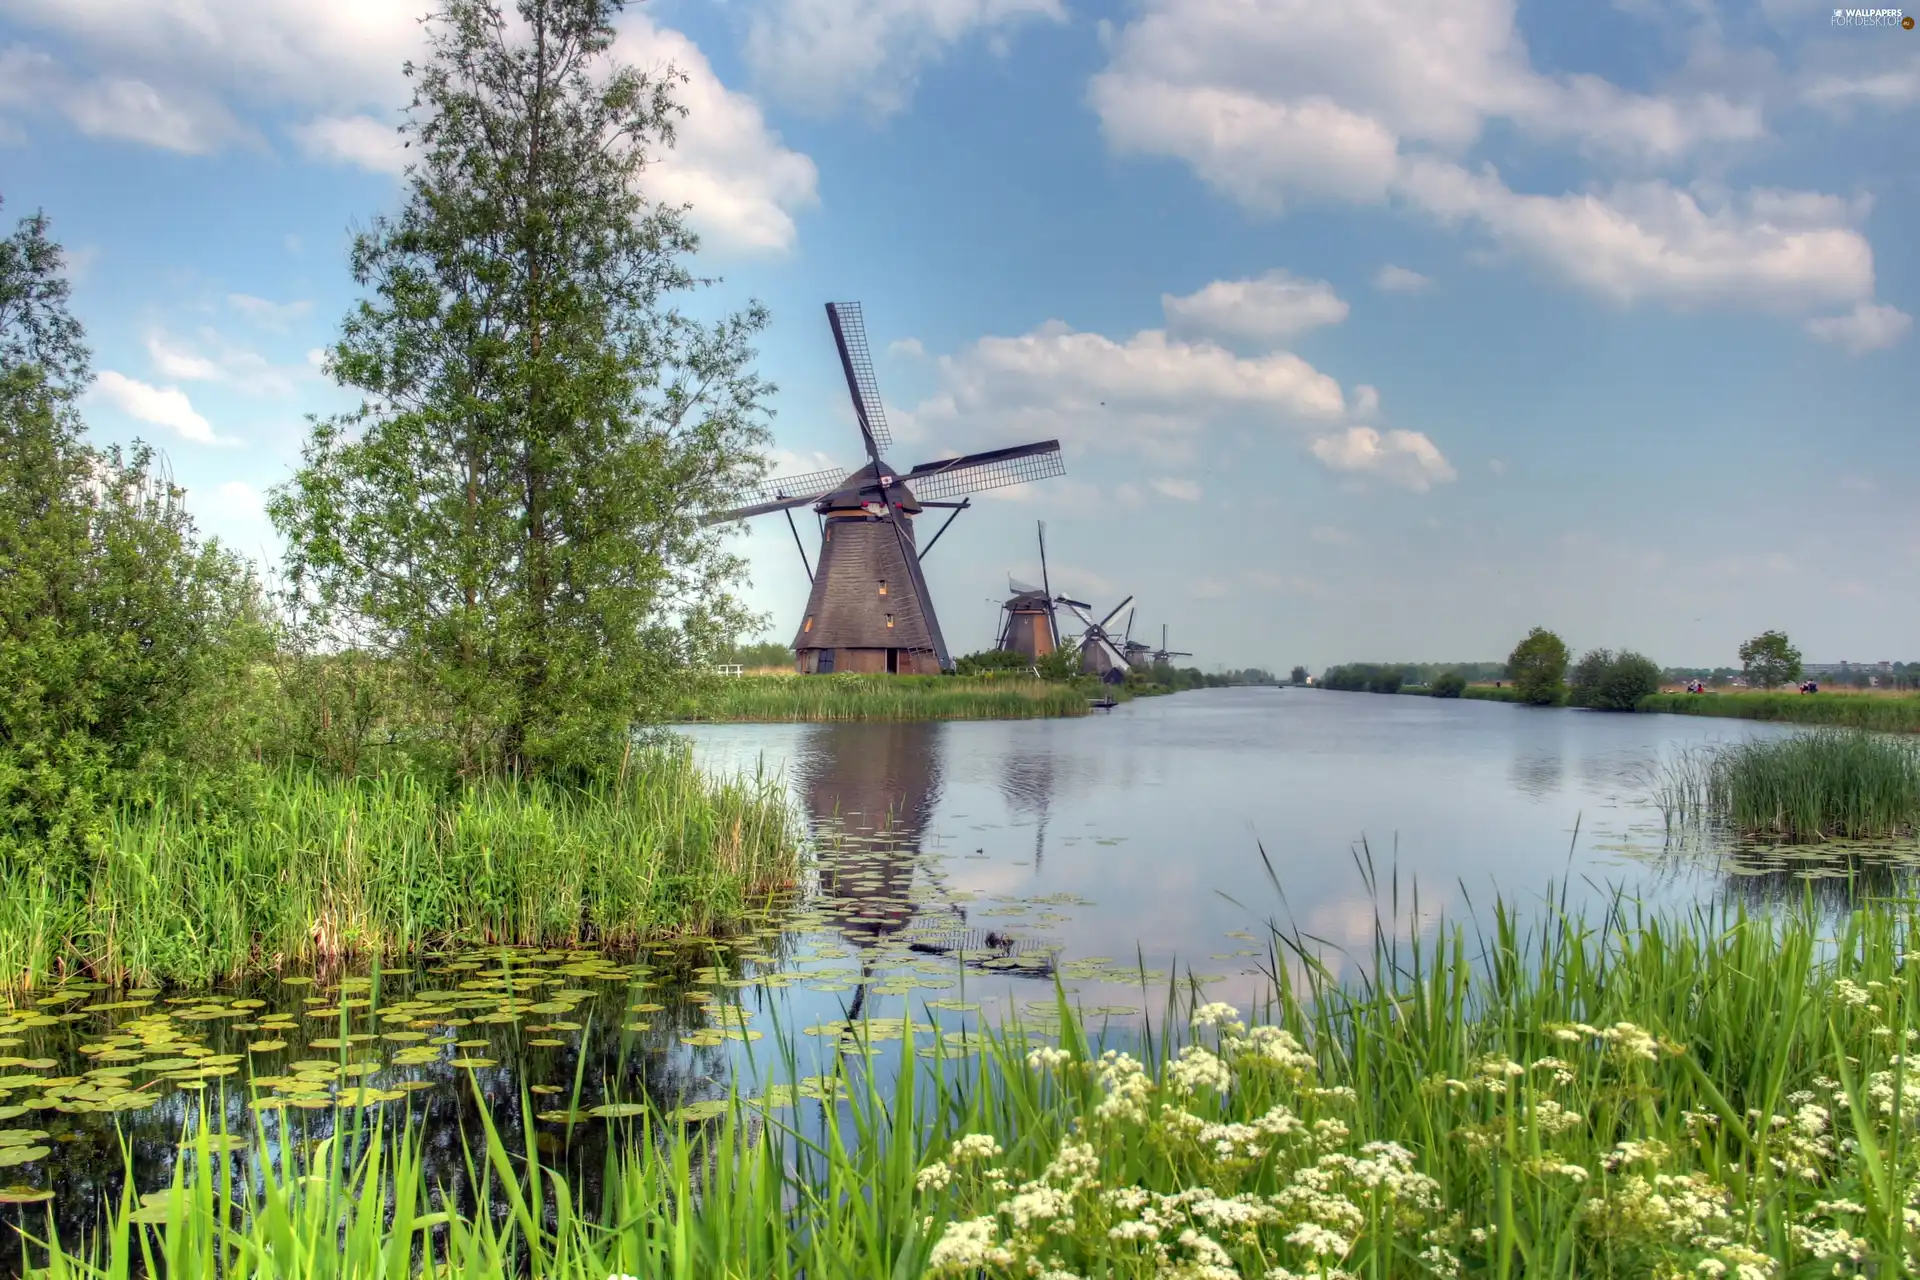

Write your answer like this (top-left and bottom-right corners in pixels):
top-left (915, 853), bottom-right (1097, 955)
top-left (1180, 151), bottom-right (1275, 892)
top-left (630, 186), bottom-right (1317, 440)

top-left (1641, 690), bottom-right (1920, 732)
top-left (28, 888), bottom-right (1920, 1278)
top-left (1656, 728), bottom-right (1920, 841)
top-left (673, 673), bottom-right (1094, 722)
top-left (0, 748), bottom-right (799, 993)
top-left (1461, 684), bottom-right (1539, 704)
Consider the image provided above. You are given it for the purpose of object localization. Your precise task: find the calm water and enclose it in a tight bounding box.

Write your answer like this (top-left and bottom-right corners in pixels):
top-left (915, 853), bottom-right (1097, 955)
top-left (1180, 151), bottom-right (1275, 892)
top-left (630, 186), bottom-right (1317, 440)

top-left (0, 689), bottom-right (1898, 1263)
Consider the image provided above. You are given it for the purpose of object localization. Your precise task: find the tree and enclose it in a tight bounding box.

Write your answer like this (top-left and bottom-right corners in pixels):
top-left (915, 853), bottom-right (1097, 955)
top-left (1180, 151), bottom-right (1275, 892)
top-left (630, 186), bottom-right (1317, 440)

top-left (1571, 648), bottom-right (1659, 711)
top-left (1567, 648), bottom-right (1614, 709)
top-left (270, 0), bottom-right (774, 781)
top-left (1507, 627), bottom-right (1569, 706)
top-left (1430, 672), bottom-right (1466, 698)
top-left (1289, 666), bottom-right (1308, 685)
top-left (1739, 630), bottom-right (1802, 690)
top-left (1, 201), bottom-right (269, 874)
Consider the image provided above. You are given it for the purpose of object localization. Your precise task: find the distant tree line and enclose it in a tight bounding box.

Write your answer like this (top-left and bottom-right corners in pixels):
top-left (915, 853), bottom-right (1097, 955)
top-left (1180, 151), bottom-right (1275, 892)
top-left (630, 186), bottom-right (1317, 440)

top-left (1317, 662), bottom-right (1506, 693)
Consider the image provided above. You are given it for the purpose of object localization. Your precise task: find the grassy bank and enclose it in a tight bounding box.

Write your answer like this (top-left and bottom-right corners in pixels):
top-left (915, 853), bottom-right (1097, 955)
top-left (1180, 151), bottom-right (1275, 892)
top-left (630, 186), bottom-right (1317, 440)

top-left (1658, 729), bottom-right (1920, 841)
top-left (673, 673), bottom-right (1094, 722)
top-left (27, 892), bottom-right (1920, 1277)
top-left (1641, 690), bottom-right (1920, 732)
top-left (1461, 683), bottom-right (1536, 704)
top-left (0, 748), bottom-right (798, 993)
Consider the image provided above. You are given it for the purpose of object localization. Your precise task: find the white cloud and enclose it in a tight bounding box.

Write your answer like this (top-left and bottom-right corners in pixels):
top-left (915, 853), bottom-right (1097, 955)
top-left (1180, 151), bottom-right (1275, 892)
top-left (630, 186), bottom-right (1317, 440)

top-left (1805, 302), bottom-right (1912, 354)
top-left (145, 329), bottom-right (302, 397)
top-left (909, 320), bottom-right (1349, 464)
top-left (1309, 426), bottom-right (1457, 492)
top-left (745, 0), bottom-right (1066, 117)
top-left (1151, 477), bottom-right (1203, 501)
top-left (91, 371), bottom-right (231, 445)
top-left (5, 4), bottom-right (818, 257)
top-left (1089, 0), bottom-right (1899, 332)
top-left (227, 293), bottom-right (314, 329)
top-left (1162, 271), bottom-right (1348, 343)
top-left (1373, 264), bottom-right (1432, 294)
top-left (293, 113), bottom-right (407, 174)
top-left (888, 337), bottom-right (927, 359)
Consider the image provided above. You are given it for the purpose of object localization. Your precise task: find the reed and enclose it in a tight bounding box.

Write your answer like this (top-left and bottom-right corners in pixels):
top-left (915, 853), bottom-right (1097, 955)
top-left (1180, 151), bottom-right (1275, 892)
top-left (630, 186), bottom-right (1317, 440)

top-left (1641, 690), bottom-right (1920, 732)
top-left (27, 889), bottom-right (1920, 1278)
top-left (673, 673), bottom-right (1093, 722)
top-left (0, 748), bottom-right (799, 992)
top-left (1655, 729), bottom-right (1920, 841)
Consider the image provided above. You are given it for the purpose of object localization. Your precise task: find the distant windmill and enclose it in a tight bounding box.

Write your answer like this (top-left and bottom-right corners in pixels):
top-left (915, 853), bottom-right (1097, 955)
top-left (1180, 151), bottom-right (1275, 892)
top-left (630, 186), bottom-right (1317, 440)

top-left (998, 521), bottom-right (1068, 660)
top-left (1152, 624), bottom-right (1194, 665)
top-left (704, 303), bottom-right (1066, 674)
top-left (1061, 596), bottom-right (1135, 683)
top-left (1118, 609), bottom-right (1155, 667)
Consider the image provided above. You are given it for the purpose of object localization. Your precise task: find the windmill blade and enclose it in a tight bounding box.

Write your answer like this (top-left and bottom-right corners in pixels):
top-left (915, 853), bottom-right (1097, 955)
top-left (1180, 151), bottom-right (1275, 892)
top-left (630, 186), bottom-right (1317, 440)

top-left (700, 492), bottom-right (823, 525)
top-left (826, 302), bottom-right (892, 458)
top-left (737, 465), bottom-right (848, 509)
top-left (898, 440), bottom-right (1064, 503)
top-left (1054, 595), bottom-right (1092, 610)
top-left (1097, 595), bottom-right (1135, 632)
top-left (1037, 521), bottom-right (1052, 602)
top-left (1124, 608), bottom-right (1134, 645)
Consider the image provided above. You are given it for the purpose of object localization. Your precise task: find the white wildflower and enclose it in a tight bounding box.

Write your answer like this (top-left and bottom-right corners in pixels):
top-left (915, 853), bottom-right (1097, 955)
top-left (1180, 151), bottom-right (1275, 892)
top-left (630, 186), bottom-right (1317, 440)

top-left (1192, 1002), bottom-right (1244, 1031)
top-left (926, 1217), bottom-right (1014, 1273)
top-left (949, 1133), bottom-right (1003, 1164)
top-left (1286, 1221), bottom-right (1351, 1257)
top-left (915, 1161), bottom-right (953, 1193)
top-left (1027, 1045), bottom-right (1073, 1072)
top-left (1167, 1044), bottom-right (1232, 1096)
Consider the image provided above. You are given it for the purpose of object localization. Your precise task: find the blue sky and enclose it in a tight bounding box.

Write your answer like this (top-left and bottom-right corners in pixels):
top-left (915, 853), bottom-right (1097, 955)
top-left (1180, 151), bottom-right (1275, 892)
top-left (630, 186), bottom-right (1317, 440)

top-left (2, 0), bottom-right (1915, 671)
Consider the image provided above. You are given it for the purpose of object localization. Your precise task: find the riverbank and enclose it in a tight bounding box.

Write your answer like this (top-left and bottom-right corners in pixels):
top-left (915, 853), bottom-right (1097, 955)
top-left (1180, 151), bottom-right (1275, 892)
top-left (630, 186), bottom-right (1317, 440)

top-left (672, 673), bottom-right (1097, 722)
top-left (0, 748), bottom-right (798, 993)
top-left (27, 892), bottom-right (1920, 1277)
top-left (1641, 689), bottom-right (1920, 731)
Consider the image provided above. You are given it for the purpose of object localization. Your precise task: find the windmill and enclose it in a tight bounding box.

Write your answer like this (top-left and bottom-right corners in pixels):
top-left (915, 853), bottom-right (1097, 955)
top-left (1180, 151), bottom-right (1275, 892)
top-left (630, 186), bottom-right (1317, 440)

top-left (1118, 609), bottom-right (1155, 667)
top-left (1152, 624), bottom-right (1193, 666)
top-left (997, 521), bottom-right (1068, 660)
top-left (704, 303), bottom-right (1066, 674)
top-left (1060, 596), bottom-right (1134, 683)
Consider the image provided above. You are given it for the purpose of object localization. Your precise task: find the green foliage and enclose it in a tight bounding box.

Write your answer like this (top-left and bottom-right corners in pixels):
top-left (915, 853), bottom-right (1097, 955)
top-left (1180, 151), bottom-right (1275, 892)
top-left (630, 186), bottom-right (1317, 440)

top-left (956, 648), bottom-right (1038, 676)
top-left (0, 201), bottom-right (272, 879)
top-left (1430, 671), bottom-right (1467, 698)
top-left (672, 674), bottom-right (1089, 722)
top-left (38, 893), bottom-right (1920, 1280)
top-left (1569, 648), bottom-right (1662, 711)
top-left (1507, 626), bottom-right (1570, 706)
top-left (1036, 645), bottom-right (1083, 682)
top-left (0, 749), bottom-right (797, 990)
top-left (1288, 665), bottom-right (1308, 685)
top-left (1658, 730), bottom-right (1920, 840)
top-left (1641, 691), bottom-right (1920, 732)
top-left (1739, 630), bottom-right (1804, 690)
top-left (723, 640), bottom-right (793, 670)
top-left (270, 0), bottom-right (773, 782)
top-left (1319, 664), bottom-right (1405, 693)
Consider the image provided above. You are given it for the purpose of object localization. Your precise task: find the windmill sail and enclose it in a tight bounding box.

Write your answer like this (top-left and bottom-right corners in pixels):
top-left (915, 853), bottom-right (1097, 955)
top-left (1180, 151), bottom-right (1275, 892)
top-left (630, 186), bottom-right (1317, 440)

top-left (900, 441), bottom-right (1064, 503)
top-left (827, 302), bottom-right (892, 454)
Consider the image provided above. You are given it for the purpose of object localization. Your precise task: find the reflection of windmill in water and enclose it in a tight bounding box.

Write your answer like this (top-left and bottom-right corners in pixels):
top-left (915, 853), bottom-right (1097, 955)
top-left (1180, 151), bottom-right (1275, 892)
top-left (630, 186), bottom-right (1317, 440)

top-left (999, 748), bottom-right (1062, 872)
top-left (792, 724), bottom-right (1058, 1020)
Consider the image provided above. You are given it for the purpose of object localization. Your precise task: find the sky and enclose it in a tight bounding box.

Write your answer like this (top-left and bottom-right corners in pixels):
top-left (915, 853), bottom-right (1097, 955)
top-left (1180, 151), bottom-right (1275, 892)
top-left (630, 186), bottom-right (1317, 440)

top-left (1, 0), bottom-right (1916, 673)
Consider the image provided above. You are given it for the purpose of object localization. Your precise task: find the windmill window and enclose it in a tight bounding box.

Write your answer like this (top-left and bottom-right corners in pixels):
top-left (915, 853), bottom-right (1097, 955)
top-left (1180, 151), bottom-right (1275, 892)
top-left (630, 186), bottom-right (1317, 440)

top-left (886, 614), bottom-right (895, 628)
top-left (803, 616), bottom-right (813, 633)
top-left (878, 581), bottom-right (888, 596)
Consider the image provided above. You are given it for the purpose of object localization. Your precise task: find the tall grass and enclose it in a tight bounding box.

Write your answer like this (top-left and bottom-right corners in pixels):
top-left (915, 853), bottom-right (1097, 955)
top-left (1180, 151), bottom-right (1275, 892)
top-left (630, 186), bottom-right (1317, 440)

top-left (0, 748), bottom-right (799, 992)
top-left (1642, 690), bottom-right (1920, 732)
top-left (28, 890), bottom-right (1920, 1278)
top-left (1656, 729), bottom-right (1920, 841)
top-left (673, 674), bottom-right (1093, 722)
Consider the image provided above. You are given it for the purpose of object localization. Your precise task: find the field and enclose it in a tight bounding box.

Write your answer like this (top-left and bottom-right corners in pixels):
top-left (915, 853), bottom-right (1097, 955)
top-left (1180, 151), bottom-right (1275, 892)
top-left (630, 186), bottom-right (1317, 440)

top-left (0, 748), bottom-right (799, 993)
top-left (672, 673), bottom-right (1096, 722)
top-left (25, 890), bottom-right (1920, 1278)
top-left (1641, 690), bottom-right (1920, 732)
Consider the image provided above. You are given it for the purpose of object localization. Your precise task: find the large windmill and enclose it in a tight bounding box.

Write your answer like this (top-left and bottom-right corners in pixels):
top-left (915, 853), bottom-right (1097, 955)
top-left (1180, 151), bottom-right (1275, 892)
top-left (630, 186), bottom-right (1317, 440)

top-left (706, 304), bottom-right (1066, 674)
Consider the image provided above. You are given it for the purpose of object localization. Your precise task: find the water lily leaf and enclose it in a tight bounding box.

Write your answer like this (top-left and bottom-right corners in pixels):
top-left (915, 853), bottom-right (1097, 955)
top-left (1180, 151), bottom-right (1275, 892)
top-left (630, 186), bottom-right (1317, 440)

top-left (247, 1041), bottom-right (288, 1054)
top-left (0, 1187), bottom-right (52, 1204)
top-left (589, 1102), bottom-right (648, 1119)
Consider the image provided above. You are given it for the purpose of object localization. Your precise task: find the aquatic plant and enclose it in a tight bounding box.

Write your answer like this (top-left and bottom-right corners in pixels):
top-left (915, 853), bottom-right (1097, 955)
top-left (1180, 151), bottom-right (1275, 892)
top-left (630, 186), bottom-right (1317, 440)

top-left (0, 747), bottom-right (799, 992)
top-left (672, 674), bottom-right (1092, 722)
top-left (1656, 729), bottom-right (1920, 841)
top-left (19, 890), bottom-right (1920, 1277)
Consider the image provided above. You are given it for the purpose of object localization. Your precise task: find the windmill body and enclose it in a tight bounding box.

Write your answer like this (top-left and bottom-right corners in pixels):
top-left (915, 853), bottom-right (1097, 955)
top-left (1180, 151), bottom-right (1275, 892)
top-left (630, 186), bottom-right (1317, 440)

top-left (704, 303), bottom-right (1066, 674)
top-left (996, 521), bottom-right (1063, 661)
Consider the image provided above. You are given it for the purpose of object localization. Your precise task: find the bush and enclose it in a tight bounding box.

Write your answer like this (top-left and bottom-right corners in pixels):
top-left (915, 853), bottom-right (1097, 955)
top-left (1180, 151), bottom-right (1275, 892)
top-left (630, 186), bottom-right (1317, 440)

top-left (1569, 649), bottom-right (1662, 711)
top-left (1430, 672), bottom-right (1466, 698)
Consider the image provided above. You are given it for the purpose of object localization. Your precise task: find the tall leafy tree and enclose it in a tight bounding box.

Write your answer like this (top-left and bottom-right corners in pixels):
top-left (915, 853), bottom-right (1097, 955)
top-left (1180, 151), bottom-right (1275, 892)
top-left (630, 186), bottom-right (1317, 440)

top-left (1739, 630), bottom-right (1802, 690)
top-left (1, 199), bottom-right (268, 875)
top-left (270, 0), bottom-right (774, 780)
top-left (1507, 627), bottom-right (1569, 706)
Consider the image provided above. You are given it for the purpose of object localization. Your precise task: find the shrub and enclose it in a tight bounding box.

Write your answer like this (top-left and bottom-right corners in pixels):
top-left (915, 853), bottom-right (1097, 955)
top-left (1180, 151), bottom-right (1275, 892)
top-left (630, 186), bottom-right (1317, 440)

top-left (1430, 672), bottom-right (1466, 698)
